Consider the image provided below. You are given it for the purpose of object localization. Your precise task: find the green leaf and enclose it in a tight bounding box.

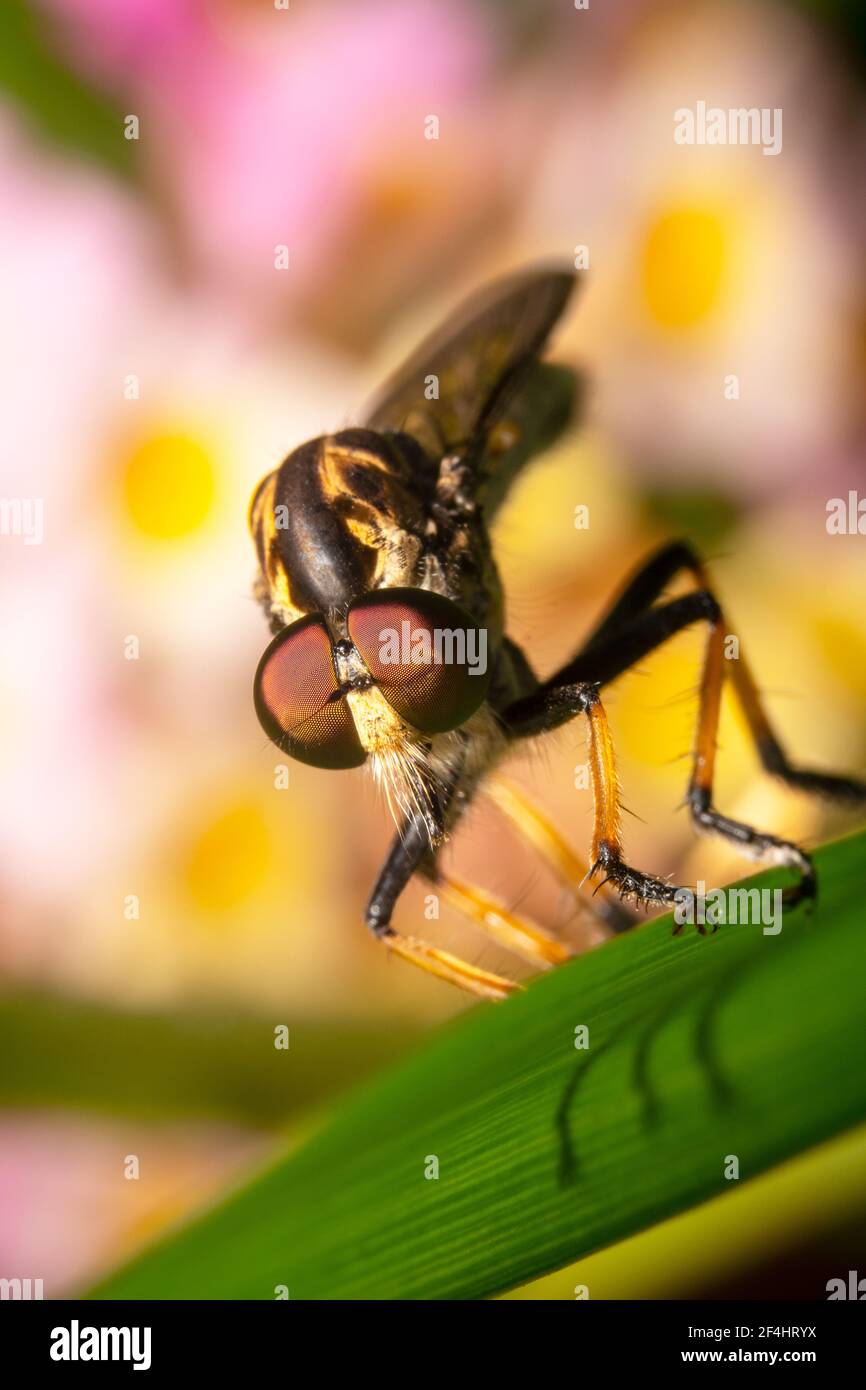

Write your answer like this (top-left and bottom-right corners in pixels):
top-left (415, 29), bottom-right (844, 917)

top-left (88, 830), bottom-right (866, 1299)
top-left (0, 993), bottom-right (421, 1128)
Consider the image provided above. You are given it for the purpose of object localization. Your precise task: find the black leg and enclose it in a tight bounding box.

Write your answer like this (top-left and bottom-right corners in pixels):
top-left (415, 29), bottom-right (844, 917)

top-left (363, 774), bottom-right (519, 1000)
top-left (502, 542), bottom-right (865, 909)
top-left (579, 539), bottom-right (702, 650)
top-left (365, 814), bottom-right (431, 939)
top-left (579, 540), bottom-right (866, 804)
top-left (505, 590), bottom-right (720, 729)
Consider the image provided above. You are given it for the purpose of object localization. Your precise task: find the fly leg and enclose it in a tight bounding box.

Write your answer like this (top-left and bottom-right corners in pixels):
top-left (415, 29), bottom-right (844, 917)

top-left (482, 775), bottom-right (636, 934)
top-left (504, 678), bottom-right (687, 911)
top-left (434, 871), bottom-right (572, 968)
top-left (581, 540), bottom-right (866, 809)
top-left (365, 798), bottom-right (521, 1001)
top-left (503, 541), bottom-right (866, 908)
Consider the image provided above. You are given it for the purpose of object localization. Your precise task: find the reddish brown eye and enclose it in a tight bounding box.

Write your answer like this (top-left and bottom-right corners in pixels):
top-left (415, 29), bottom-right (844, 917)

top-left (253, 615), bottom-right (366, 769)
top-left (347, 588), bottom-right (491, 734)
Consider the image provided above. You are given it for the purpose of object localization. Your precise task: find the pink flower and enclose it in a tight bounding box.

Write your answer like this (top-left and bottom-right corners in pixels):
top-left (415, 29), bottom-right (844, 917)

top-left (40, 0), bottom-right (500, 313)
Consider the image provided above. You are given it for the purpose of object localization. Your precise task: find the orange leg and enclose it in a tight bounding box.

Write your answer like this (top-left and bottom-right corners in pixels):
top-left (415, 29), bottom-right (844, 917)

top-left (436, 872), bottom-right (571, 968)
top-left (380, 930), bottom-right (520, 1001)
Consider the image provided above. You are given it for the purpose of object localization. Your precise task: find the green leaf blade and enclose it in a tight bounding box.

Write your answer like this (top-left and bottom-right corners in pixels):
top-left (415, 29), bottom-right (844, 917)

top-left (88, 830), bottom-right (866, 1300)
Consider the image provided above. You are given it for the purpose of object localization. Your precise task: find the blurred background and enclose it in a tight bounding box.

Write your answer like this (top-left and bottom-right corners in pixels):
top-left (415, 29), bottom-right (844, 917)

top-left (1, 0), bottom-right (865, 1298)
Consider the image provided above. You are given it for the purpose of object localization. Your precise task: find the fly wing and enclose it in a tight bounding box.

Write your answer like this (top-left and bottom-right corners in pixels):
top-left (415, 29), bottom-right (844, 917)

top-left (363, 266), bottom-right (579, 464)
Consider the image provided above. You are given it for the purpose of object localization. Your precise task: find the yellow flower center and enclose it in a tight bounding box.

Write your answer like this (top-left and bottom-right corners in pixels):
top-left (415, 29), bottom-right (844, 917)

top-left (122, 432), bottom-right (216, 540)
top-left (182, 801), bottom-right (272, 913)
top-left (641, 208), bottom-right (726, 328)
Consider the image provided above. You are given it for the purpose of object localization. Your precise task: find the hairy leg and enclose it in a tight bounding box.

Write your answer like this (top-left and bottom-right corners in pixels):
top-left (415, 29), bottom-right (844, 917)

top-left (503, 543), bottom-right (864, 906)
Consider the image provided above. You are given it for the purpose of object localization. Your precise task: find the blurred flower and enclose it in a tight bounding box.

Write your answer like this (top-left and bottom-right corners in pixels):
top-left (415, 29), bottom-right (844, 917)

top-left (524, 0), bottom-right (866, 498)
top-left (0, 111), bottom-right (156, 924)
top-left (0, 1112), bottom-right (263, 1296)
top-left (0, 106), bottom-right (367, 1010)
top-left (40, 0), bottom-right (515, 339)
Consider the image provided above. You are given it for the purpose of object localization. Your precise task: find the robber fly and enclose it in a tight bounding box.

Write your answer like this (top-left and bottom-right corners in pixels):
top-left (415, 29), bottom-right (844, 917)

top-left (249, 266), bottom-right (866, 999)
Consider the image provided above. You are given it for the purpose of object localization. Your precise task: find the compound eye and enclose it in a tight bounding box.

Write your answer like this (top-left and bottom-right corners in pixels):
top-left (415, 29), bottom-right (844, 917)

top-left (347, 588), bottom-right (491, 735)
top-left (253, 615), bottom-right (366, 769)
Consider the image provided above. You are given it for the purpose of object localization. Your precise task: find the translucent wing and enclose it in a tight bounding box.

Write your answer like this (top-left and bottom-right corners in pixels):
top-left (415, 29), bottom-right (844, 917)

top-left (363, 266), bottom-right (579, 462)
